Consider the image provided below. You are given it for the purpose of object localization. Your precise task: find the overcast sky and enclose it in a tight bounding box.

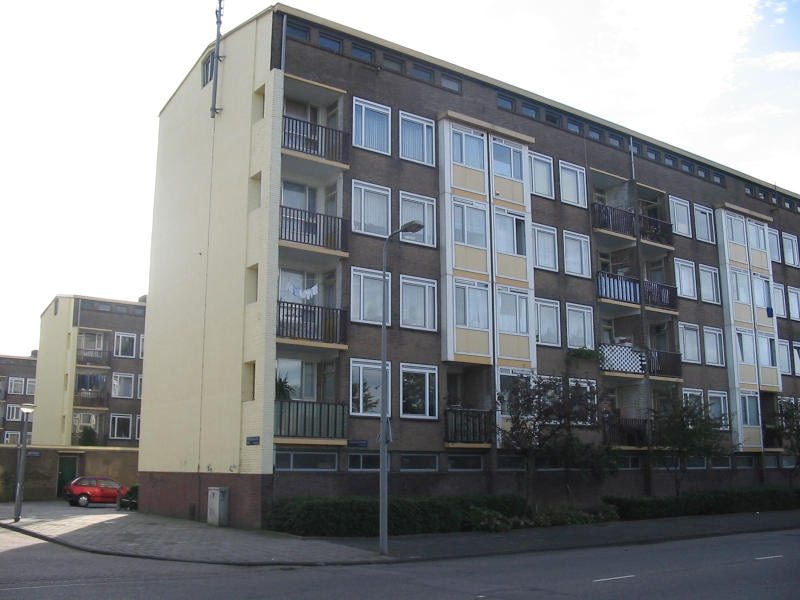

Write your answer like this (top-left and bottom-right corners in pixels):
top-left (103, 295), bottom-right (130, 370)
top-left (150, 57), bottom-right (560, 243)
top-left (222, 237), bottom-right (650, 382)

top-left (1, 0), bottom-right (798, 356)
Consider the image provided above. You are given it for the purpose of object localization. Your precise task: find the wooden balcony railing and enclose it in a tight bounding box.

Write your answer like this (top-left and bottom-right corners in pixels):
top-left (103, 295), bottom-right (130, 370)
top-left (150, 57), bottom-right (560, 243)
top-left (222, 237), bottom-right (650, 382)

top-left (591, 203), bottom-right (636, 238)
top-left (639, 215), bottom-right (673, 247)
top-left (643, 281), bottom-right (678, 310)
top-left (76, 349), bottom-right (110, 367)
top-left (277, 302), bottom-right (348, 345)
top-left (282, 116), bottom-right (350, 163)
top-left (280, 206), bottom-right (349, 252)
top-left (648, 350), bottom-right (682, 378)
top-left (599, 344), bottom-right (646, 374)
top-left (604, 417), bottom-right (650, 447)
top-left (445, 408), bottom-right (494, 444)
top-left (597, 272), bottom-right (641, 304)
top-left (274, 400), bottom-right (347, 438)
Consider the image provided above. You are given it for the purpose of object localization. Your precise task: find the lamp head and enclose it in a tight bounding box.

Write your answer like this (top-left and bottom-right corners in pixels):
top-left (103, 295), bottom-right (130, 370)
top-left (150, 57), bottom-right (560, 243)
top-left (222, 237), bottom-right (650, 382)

top-left (20, 403), bottom-right (36, 415)
top-left (399, 220), bottom-right (424, 234)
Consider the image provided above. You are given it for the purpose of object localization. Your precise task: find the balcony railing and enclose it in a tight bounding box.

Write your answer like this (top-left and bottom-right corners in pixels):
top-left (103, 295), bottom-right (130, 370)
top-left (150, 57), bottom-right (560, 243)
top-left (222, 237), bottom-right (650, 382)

top-left (604, 417), bottom-right (650, 447)
top-left (274, 400), bottom-right (347, 438)
top-left (597, 272), bottom-right (641, 304)
top-left (648, 350), bottom-right (682, 378)
top-left (643, 281), bottom-right (677, 310)
top-left (76, 348), bottom-right (110, 367)
top-left (599, 344), bottom-right (646, 375)
top-left (445, 408), bottom-right (494, 444)
top-left (277, 302), bottom-right (348, 345)
top-left (639, 215), bottom-right (673, 247)
top-left (282, 116), bottom-right (350, 163)
top-left (280, 206), bottom-right (349, 252)
top-left (74, 390), bottom-right (108, 408)
top-left (591, 203), bottom-right (636, 238)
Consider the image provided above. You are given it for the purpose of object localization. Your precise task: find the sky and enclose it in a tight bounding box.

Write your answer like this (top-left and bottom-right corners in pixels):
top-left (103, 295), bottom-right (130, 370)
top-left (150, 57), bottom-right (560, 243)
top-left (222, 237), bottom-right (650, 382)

top-left (1, 0), bottom-right (798, 356)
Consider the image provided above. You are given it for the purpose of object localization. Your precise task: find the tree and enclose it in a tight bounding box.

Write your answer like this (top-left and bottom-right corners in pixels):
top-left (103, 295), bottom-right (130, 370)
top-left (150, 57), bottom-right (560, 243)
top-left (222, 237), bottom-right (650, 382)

top-left (275, 375), bottom-right (295, 400)
top-left (79, 426), bottom-right (98, 446)
top-left (776, 399), bottom-right (800, 488)
top-left (651, 393), bottom-right (726, 496)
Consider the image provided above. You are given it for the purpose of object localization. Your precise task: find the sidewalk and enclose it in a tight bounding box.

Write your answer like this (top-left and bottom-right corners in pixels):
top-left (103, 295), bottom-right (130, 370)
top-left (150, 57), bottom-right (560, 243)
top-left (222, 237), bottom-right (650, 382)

top-left (2, 500), bottom-right (800, 566)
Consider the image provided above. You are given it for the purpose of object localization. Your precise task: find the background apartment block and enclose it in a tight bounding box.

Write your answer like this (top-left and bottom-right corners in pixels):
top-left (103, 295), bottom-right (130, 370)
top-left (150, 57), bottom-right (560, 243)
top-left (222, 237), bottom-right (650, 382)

top-left (34, 295), bottom-right (146, 448)
top-left (0, 353), bottom-right (37, 445)
top-left (142, 4), bottom-right (800, 527)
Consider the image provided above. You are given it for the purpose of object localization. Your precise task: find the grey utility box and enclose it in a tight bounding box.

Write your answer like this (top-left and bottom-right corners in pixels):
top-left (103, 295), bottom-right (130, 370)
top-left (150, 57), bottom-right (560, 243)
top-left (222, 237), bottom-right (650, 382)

top-left (207, 486), bottom-right (229, 527)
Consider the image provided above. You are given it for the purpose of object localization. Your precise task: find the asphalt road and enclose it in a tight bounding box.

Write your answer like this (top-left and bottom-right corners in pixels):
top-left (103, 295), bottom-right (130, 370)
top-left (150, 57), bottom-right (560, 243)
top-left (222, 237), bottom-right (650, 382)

top-left (1, 527), bottom-right (798, 599)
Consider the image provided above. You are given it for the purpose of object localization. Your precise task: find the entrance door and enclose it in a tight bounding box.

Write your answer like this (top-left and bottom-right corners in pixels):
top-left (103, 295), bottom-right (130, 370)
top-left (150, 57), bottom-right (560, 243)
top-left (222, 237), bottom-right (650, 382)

top-left (57, 455), bottom-right (78, 498)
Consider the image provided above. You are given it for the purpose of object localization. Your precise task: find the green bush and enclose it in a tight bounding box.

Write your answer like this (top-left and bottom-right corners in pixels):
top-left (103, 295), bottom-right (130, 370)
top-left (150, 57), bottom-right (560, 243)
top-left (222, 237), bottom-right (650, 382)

top-left (604, 486), bottom-right (800, 520)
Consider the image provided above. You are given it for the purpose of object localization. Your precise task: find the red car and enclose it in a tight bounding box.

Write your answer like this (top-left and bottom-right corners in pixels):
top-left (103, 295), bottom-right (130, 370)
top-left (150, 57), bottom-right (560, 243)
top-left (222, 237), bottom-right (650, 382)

top-left (64, 476), bottom-right (129, 507)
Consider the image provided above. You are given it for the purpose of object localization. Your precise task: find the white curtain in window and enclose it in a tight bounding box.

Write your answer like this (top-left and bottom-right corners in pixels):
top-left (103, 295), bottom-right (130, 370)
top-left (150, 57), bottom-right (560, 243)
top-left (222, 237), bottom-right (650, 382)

top-left (363, 277), bottom-right (383, 322)
top-left (733, 272), bottom-right (751, 303)
top-left (532, 157), bottom-right (553, 196)
top-left (466, 207), bottom-right (486, 247)
top-left (681, 327), bottom-right (700, 362)
top-left (567, 309), bottom-right (587, 348)
top-left (535, 229), bottom-right (556, 269)
top-left (498, 292), bottom-right (517, 333)
top-left (364, 108), bottom-right (389, 152)
top-left (561, 168), bottom-right (579, 204)
top-left (363, 189), bottom-right (388, 235)
top-left (402, 283), bottom-right (425, 327)
top-left (737, 332), bottom-right (756, 364)
top-left (538, 304), bottom-right (558, 344)
top-left (495, 214), bottom-right (514, 254)
top-left (467, 287), bottom-right (488, 329)
top-left (465, 135), bottom-right (484, 170)
top-left (705, 331), bottom-right (722, 365)
top-left (565, 237), bottom-right (584, 275)
top-left (402, 118), bottom-right (424, 162)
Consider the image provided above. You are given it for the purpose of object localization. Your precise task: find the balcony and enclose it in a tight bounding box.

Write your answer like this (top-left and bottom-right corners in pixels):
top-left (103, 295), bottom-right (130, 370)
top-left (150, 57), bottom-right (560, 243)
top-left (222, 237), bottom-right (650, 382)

top-left (591, 204), bottom-right (636, 247)
top-left (280, 206), bottom-right (349, 253)
top-left (604, 417), bottom-right (650, 447)
top-left (277, 302), bottom-right (348, 345)
top-left (274, 400), bottom-right (347, 439)
top-left (73, 390), bottom-right (108, 409)
top-left (639, 215), bottom-right (674, 248)
top-left (445, 408), bottom-right (494, 445)
top-left (282, 116), bottom-right (350, 164)
top-left (599, 344), bottom-right (646, 376)
top-left (643, 281), bottom-right (678, 311)
top-left (648, 350), bottom-right (682, 379)
top-left (76, 348), bottom-right (110, 367)
top-left (597, 272), bottom-right (641, 305)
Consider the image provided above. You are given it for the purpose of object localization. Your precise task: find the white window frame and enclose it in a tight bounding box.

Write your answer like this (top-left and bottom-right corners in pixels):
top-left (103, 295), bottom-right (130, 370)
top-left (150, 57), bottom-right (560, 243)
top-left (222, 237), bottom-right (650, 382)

top-left (726, 213), bottom-right (746, 246)
top-left (669, 196), bottom-right (692, 238)
top-left (4, 431), bottom-right (21, 445)
top-left (112, 373), bottom-right (135, 399)
top-left (532, 223), bottom-right (558, 271)
top-left (454, 279), bottom-right (490, 331)
top-left (679, 322), bottom-right (702, 364)
top-left (694, 204), bottom-right (715, 243)
top-left (708, 391), bottom-right (729, 429)
top-left (559, 161), bottom-right (587, 208)
top-left (451, 125), bottom-right (485, 171)
top-left (740, 392), bottom-right (761, 426)
top-left (275, 451), bottom-right (339, 471)
top-left (563, 231), bottom-right (591, 278)
top-left (497, 287), bottom-right (529, 335)
top-left (351, 180), bottom-right (391, 238)
top-left (350, 358), bottom-right (390, 417)
top-left (276, 358), bottom-right (317, 401)
top-left (773, 283), bottom-right (787, 318)
top-left (794, 342), bottom-right (800, 376)
top-left (400, 275), bottom-right (437, 331)
top-left (452, 199), bottom-right (487, 250)
top-left (703, 327), bottom-right (725, 367)
top-left (78, 331), bottom-right (103, 350)
top-left (399, 111), bottom-right (434, 166)
top-left (492, 137), bottom-right (523, 181)
top-left (752, 273), bottom-right (771, 309)
top-left (778, 339), bottom-right (792, 374)
top-left (139, 335), bottom-right (144, 359)
top-left (348, 453), bottom-right (380, 471)
top-left (683, 388), bottom-right (704, 411)
top-left (535, 298), bottom-right (561, 347)
top-left (399, 191), bottom-right (436, 247)
top-left (783, 232), bottom-right (799, 267)
top-left (114, 332), bottom-right (136, 358)
top-left (699, 265), bottom-right (721, 304)
top-left (747, 219), bottom-right (767, 252)
top-left (529, 151), bottom-right (554, 199)
top-left (757, 332), bottom-right (778, 368)
top-left (674, 258), bottom-right (697, 299)
top-left (8, 377), bottom-right (24, 395)
top-left (565, 303), bottom-right (594, 350)
top-left (351, 267), bottom-right (389, 325)
top-left (25, 378), bottom-right (35, 396)
top-left (768, 228), bottom-right (782, 262)
top-left (353, 97), bottom-right (391, 155)
top-left (5, 404), bottom-right (21, 421)
top-left (137, 374), bottom-right (143, 399)
top-left (400, 363), bottom-right (438, 419)
top-left (109, 413), bottom-right (132, 440)
top-left (788, 286), bottom-right (800, 320)
top-left (494, 208), bottom-right (527, 257)
top-left (731, 268), bottom-right (751, 304)
top-left (737, 329), bottom-right (757, 366)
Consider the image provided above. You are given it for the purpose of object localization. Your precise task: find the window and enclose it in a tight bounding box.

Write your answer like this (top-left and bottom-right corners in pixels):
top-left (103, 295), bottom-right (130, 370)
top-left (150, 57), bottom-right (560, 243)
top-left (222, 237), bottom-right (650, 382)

top-left (448, 455), bottom-right (483, 471)
top-left (708, 392), bottom-right (729, 427)
top-left (745, 186), bottom-right (754, 196)
top-left (697, 167), bottom-right (708, 178)
top-left (453, 200), bottom-right (487, 248)
top-left (618, 456), bottom-right (642, 470)
top-left (412, 65), bottom-right (433, 81)
top-left (494, 209), bottom-right (526, 256)
top-left (778, 339), bottom-right (792, 374)
top-left (400, 363), bottom-right (438, 418)
top-left (98, 303), bottom-right (111, 311)
top-left (664, 155), bottom-right (676, 167)
top-left (452, 127), bottom-right (485, 170)
top-left (400, 275), bottom-right (437, 331)
top-left (8, 377), bottom-right (24, 395)
top-left (758, 333), bottom-right (777, 368)
top-left (788, 287), bottom-right (800, 320)
top-left (275, 452), bottom-right (338, 470)
top-left (530, 152), bottom-right (555, 199)
top-left (646, 148), bottom-right (658, 161)
top-left (736, 330), bottom-right (756, 365)
top-left (497, 95), bottom-right (514, 110)
top-left (455, 279), bottom-right (489, 330)
top-left (679, 323), bottom-right (701, 363)
top-left (752, 274), bottom-right (771, 309)
top-left (492, 138), bottom-right (523, 180)
top-left (114, 332), bottom-right (136, 358)
top-left (350, 359), bottom-right (388, 417)
top-left (740, 393), bottom-right (760, 426)
top-left (441, 75), bottom-right (461, 92)
top-left (318, 33), bottom-right (342, 52)
top-left (726, 213), bottom-right (746, 245)
top-left (137, 374), bottom-right (143, 399)
top-left (747, 220), bottom-right (767, 251)
top-left (768, 228), bottom-right (782, 262)
top-left (522, 103), bottom-right (538, 118)
top-left (545, 112), bottom-right (561, 126)
top-left (669, 196), bottom-right (692, 237)
top-left (285, 21), bottom-right (309, 40)
top-left (201, 53), bottom-right (214, 87)
top-left (400, 454), bottom-right (438, 471)
top-left (532, 224), bottom-right (558, 271)
top-left (630, 142), bottom-right (641, 154)
top-left (566, 304), bottom-right (594, 349)
top-left (735, 455), bottom-right (756, 468)
top-left (351, 267), bottom-right (388, 325)
top-left (535, 298), bottom-right (561, 346)
top-left (276, 358), bottom-right (317, 400)
top-left (349, 454), bottom-right (380, 470)
top-left (699, 265), bottom-right (721, 304)
top-left (353, 98), bottom-right (390, 154)
top-left (398, 192), bottom-right (436, 247)
top-left (764, 454), bottom-right (779, 468)
top-left (681, 162), bottom-right (694, 174)
top-left (112, 373), bottom-right (134, 398)
top-left (3, 431), bottom-right (20, 444)
top-left (497, 288), bottom-right (529, 334)
top-left (352, 180), bottom-right (390, 237)
top-left (731, 269), bottom-right (751, 304)
top-left (563, 231), bottom-right (590, 278)
top-left (609, 135), bottom-right (622, 148)
top-left (5, 404), bottom-right (21, 421)
top-left (139, 335), bottom-right (144, 359)
top-left (694, 205), bottom-right (715, 243)
top-left (567, 120), bottom-right (582, 133)
top-left (25, 379), bottom-right (35, 396)
top-left (352, 45), bottom-right (374, 62)
top-left (794, 343), bottom-right (800, 375)
top-left (109, 414), bottom-right (132, 439)
top-left (773, 283), bottom-right (787, 318)
top-left (674, 259), bottom-right (697, 299)
top-left (712, 173), bottom-right (724, 185)
top-left (559, 161), bottom-right (587, 207)
top-left (78, 331), bottom-right (103, 350)
top-left (399, 112), bottom-right (435, 166)
top-left (782, 455), bottom-right (798, 469)
top-left (683, 389), bottom-right (703, 411)
top-left (704, 327), bottom-right (725, 366)
top-left (588, 128), bottom-right (602, 141)
top-left (783, 233), bottom-right (800, 267)
top-left (383, 55), bottom-right (404, 72)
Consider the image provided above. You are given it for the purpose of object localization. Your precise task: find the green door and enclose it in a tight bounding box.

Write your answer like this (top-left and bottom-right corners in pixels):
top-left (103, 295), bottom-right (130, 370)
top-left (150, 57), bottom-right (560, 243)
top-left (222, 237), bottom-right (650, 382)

top-left (57, 455), bottom-right (78, 498)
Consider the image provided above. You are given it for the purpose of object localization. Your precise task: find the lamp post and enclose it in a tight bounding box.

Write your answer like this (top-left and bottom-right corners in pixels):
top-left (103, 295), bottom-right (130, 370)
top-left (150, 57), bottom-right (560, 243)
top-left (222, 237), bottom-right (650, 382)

top-left (380, 219), bottom-right (424, 556)
top-left (13, 403), bottom-right (37, 522)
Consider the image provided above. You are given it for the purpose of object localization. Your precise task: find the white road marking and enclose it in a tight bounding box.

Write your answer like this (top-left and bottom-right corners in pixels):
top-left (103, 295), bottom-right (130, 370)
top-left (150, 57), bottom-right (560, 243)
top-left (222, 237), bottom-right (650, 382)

top-left (593, 575), bottom-right (636, 582)
top-left (755, 555), bottom-right (782, 560)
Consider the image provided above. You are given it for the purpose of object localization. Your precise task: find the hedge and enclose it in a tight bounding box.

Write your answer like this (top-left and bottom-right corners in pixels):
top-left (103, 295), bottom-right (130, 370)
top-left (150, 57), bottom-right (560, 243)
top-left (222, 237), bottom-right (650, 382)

top-left (603, 486), bottom-right (800, 520)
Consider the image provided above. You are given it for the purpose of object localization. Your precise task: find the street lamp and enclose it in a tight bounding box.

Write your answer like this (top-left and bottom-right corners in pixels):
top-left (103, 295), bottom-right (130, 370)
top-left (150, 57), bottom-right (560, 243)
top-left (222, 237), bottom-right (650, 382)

top-left (13, 403), bottom-right (36, 522)
top-left (380, 219), bottom-right (424, 556)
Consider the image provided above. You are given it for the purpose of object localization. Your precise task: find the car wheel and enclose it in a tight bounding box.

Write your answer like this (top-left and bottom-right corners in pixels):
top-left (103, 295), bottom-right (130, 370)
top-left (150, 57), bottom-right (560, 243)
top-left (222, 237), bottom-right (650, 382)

top-left (77, 494), bottom-right (90, 508)
top-left (68, 500), bottom-right (78, 507)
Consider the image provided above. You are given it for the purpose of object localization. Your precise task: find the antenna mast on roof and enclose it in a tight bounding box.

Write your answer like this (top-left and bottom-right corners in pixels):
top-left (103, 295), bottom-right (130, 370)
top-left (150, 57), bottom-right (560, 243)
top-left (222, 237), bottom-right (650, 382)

top-left (210, 0), bottom-right (224, 118)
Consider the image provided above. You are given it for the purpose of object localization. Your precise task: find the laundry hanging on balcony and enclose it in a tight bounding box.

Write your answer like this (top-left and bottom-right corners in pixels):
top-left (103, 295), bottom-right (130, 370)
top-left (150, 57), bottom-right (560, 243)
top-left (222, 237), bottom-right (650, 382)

top-left (287, 283), bottom-right (318, 300)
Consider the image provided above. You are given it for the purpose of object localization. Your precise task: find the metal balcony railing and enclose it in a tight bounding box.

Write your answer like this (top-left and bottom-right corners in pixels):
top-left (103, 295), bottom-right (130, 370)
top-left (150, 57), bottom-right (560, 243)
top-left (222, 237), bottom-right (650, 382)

top-left (76, 349), bottom-right (110, 367)
top-left (282, 116), bottom-right (350, 163)
top-left (643, 281), bottom-right (678, 310)
top-left (597, 272), bottom-right (641, 304)
top-left (445, 408), bottom-right (494, 444)
top-left (648, 350), bottom-right (682, 378)
top-left (599, 344), bottom-right (646, 374)
top-left (274, 400), bottom-right (347, 438)
top-left (591, 203), bottom-right (636, 238)
top-left (639, 215), bottom-right (673, 247)
top-left (604, 417), bottom-right (650, 447)
top-left (277, 302), bottom-right (348, 345)
top-left (280, 206), bottom-right (349, 252)
top-left (73, 390), bottom-right (109, 408)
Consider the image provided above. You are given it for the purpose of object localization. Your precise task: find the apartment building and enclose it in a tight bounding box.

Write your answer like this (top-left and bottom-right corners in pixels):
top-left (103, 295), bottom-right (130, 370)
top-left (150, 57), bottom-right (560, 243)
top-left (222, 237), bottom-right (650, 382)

top-left (141, 4), bottom-right (800, 526)
top-left (34, 295), bottom-right (146, 448)
top-left (0, 353), bottom-right (37, 445)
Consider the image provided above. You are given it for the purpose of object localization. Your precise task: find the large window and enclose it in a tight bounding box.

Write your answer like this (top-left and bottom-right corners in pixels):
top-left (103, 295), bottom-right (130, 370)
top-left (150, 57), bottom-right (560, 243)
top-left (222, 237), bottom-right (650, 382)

top-left (731, 269), bottom-right (751, 304)
top-left (399, 112), bottom-right (434, 166)
top-left (453, 200), bottom-right (487, 249)
top-left (400, 192), bottom-right (435, 247)
top-left (497, 288), bottom-right (529, 334)
top-left (276, 358), bottom-right (317, 400)
top-left (674, 259), bottom-right (697, 299)
top-left (5, 404), bottom-right (21, 421)
top-left (112, 373), bottom-right (134, 398)
top-left (535, 298), bottom-right (561, 346)
top-left (26, 379), bottom-right (35, 396)
top-left (783, 233), bottom-right (799, 267)
top-left (350, 359), bottom-right (388, 417)
top-left (351, 267), bottom-right (388, 325)
top-left (694, 204), bottom-right (715, 243)
top-left (704, 327), bottom-right (725, 367)
top-left (669, 196), bottom-right (692, 238)
top-left (78, 332), bottom-right (103, 350)
top-left (559, 161), bottom-right (587, 208)
top-left (736, 330), bottom-right (756, 365)
top-left (352, 180), bottom-right (390, 237)
top-left (563, 231), bottom-right (591, 278)
top-left (708, 391), bottom-right (729, 428)
top-left (530, 152), bottom-right (554, 199)
top-left (492, 138), bottom-right (523, 180)
top-left (740, 393), bottom-right (760, 426)
top-left (768, 228), bottom-right (782, 262)
top-left (752, 274), bottom-right (771, 309)
top-left (109, 414), bottom-right (132, 440)
top-left (757, 333), bottom-right (777, 368)
top-left (788, 286), bottom-right (800, 320)
top-left (400, 454), bottom-right (439, 471)
top-left (679, 322), bottom-right (701, 364)
top-left (455, 279), bottom-right (489, 330)
top-left (494, 209), bottom-right (526, 256)
top-left (400, 363), bottom-right (438, 419)
top-left (275, 452), bottom-right (338, 470)
top-left (747, 220), bottom-right (767, 251)
top-left (8, 377), bottom-right (24, 395)
top-left (114, 332), bottom-right (136, 358)
top-left (452, 126), bottom-right (485, 170)
top-left (699, 265), bottom-right (721, 304)
top-left (566, 304), bottom-right (593, 349)
top-left (794, 343), bottom-right (800, 375)
top-left (773, 283), bottom-right (787, 318)
top-left (532, 223), bottom-right (558, 271)
top-left (778, 339), bottom-right (792, 374)
top-left (353, 97), bottom-right (390, 155)
top-left (400, 275), bottom-right (437, 331)
top-left (726, 213), bottom-right (746, 245)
